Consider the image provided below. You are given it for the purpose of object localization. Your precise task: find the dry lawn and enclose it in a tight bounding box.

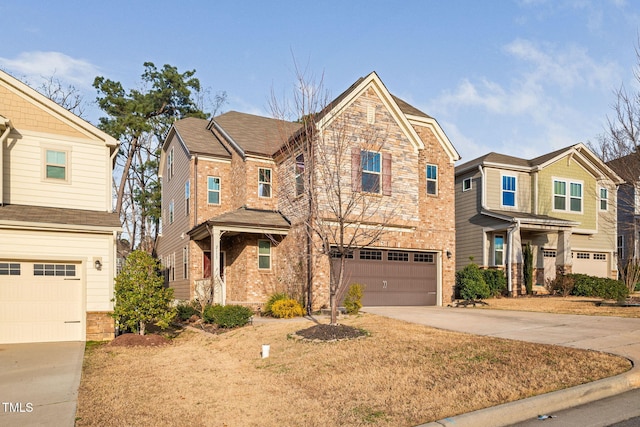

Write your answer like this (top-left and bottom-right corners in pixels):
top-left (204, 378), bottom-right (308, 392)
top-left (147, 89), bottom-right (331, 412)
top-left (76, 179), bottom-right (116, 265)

top-left (478, 295), bottom-right (640, 318)
top-left (76, 313), bottom-right (630, 427)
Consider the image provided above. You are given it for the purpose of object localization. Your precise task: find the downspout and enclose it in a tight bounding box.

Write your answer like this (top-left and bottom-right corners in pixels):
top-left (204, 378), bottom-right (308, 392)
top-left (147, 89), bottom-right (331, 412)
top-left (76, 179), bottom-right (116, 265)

top-left (194, 154), bottom-right (198, 224)
top-left (478, 165), bottom-right (487, 267)
top-left (0, 120), bottom-right (12, 206)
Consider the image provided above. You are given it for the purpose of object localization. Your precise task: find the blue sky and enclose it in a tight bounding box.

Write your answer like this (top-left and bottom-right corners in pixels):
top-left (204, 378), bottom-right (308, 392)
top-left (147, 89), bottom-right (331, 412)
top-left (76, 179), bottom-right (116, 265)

top-left (1, 0), bottom-right (639, 163)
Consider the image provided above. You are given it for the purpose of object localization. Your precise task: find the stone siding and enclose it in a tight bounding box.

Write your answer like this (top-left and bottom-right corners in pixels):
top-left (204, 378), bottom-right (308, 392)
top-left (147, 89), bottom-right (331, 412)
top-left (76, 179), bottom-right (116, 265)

top-left (86, 312), bottom-right (115, 341)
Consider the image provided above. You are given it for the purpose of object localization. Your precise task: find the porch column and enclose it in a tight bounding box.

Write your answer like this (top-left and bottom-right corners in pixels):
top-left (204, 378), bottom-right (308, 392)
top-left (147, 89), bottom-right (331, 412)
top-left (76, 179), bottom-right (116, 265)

top-left (509, 225), bottom-right (523, 295)
top-left (556, 229), bottom-right (572, 275)
top-left (210, 227), bottom-right (225, 305)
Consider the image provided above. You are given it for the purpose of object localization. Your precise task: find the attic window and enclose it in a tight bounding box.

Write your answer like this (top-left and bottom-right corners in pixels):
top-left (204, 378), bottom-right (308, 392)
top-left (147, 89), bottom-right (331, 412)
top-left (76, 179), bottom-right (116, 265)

top-left (45, 149), bottom-right (68, 181)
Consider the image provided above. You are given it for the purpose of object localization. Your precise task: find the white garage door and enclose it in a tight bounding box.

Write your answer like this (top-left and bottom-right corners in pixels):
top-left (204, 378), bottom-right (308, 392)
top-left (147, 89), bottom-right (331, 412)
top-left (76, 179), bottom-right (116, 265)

top-left (572, 252), bottom-right (609, 278)
top-left (0, 261), bottom-right (83, 344)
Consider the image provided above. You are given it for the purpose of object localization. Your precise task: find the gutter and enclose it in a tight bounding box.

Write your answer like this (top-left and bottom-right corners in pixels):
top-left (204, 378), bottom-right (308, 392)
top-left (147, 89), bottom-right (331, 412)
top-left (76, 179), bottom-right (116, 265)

top-left (0, 118), bottom-right (12, 206)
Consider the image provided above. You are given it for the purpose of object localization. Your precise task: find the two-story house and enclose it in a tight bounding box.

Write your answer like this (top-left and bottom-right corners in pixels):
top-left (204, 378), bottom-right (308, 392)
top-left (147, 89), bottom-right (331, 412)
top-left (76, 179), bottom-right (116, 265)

top-left (455, 143), bottom-right (623, 295)
top-left (157, 72), bottom-right (460, 309)
top-left (0, 70), bottom-right (121, 344)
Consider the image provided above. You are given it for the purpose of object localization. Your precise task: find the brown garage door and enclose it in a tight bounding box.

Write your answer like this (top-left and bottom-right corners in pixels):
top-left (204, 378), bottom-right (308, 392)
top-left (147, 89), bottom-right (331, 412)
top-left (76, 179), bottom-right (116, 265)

top-left (332, 249), bottom-right (437, 306)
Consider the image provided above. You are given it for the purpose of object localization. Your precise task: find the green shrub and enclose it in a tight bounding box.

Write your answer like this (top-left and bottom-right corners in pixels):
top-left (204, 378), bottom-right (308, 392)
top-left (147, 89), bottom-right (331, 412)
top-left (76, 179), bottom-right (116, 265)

top-left (203, 304), bottom-right (253, 328)
top-left (343, 283), bottom-right (365, 314)
top-left (264, 292), bottom-right (289, 316)
top-left (569, 274), bottom-right (628, 301)
top-left (482, 269), bottom-right (506, 297)
top-left (270, 299), bottom-right (305, 319)
top-left (176, 301), bottom-right (199, 321)
top-left (548, 274), bottom-right (575, 297)
top-left (456, 263), bottom-right (490, 300)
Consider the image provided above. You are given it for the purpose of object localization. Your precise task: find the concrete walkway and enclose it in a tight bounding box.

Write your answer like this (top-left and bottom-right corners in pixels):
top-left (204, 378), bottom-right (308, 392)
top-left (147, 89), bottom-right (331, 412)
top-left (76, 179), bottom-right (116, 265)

top-left (0, 341), bottom-right (85, 427)
top-left (363, 307), bottom-right (640, 427)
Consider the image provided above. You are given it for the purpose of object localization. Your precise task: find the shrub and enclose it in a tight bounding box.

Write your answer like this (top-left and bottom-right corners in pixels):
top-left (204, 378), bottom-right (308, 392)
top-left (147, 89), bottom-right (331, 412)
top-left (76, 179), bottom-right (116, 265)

top-left (264, 292), bottom-right (289, 316)
top-left (203, 304), bottom-right (253, 328)
top-left (456, 263), bottom-right (490, 300)
top-left (482, 269), bottom-right (506, 297)
top-left (176, 301), bottom-right (199, 321)
top-left (270, 299), bottom-right (305, 319)
top-left (547, 274), bottom-right (575, 297)
top-left (523, 243), bottom-right (534, 295)
top-left (343, 283), bottom-right (365, 314)
top-left (113, 250), bottom-right (176, 335)
top-left (569, 274), bottom-right (628, 301)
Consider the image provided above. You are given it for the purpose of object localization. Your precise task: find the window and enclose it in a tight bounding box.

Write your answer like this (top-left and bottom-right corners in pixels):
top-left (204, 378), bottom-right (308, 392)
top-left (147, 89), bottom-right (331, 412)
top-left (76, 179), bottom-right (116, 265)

top-left (576, 253), bottom-right (590, 259)
top-left (34, 263), bottom-right (76, 277)
top-left (330, 249), bottom-right (353, 259)
top-left (554, 180), bottom-right (566, 210)
top-left (172, 253), bottom-right (176, 281)
top-left (542, 250), bottom-right (556, 258)
top-left (0, 262), bottom-right (20, 275)
top-left (462, 177), bottom-right (472, 192)
top-left (169, 200), bottom-right (174, 224)
top-left (494, 235), bottom-right (504, 265)
top-left (207, 176), bottom-right (220, 204)
top-left (359, 250), bottom-right (382, 260)
top-left (594, 253), bottom-right (606, 261)
top-left (502, 175), bottom-right (516, 207)
top-left (414, 253), bottom-right (435, 263)
top-left (570, 183), bottom-right (582, 212)
top-left (183, 247), bottom-right (188, 279)
top-left (388, 251), bottom-right (409, 262)
top-left (295, 153), bottom-right (305, 196)
top-left (618, 235), bottom-right (624, 260)
top-left (185, 180), bottom-right (190, 215)
top-left (554, 179), bottom-right (582, 212)
top-left (258, 168), bottom-right (272, 198)
top-left (45, 150), bottom-right (67, 180)
top-left (426, 164), bottom-right (438, 195)
top-left (258, 240), bottom-right (271, 269)
top-left (167, 148), bottom-right (174, 179)
top-left (361, 151), bottom-right (381, 193)
top-left (600, 187), bottom-right (608, 211)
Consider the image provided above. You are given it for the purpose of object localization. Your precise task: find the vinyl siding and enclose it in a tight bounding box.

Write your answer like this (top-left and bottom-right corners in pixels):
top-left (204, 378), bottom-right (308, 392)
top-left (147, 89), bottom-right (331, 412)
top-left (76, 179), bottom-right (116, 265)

top-left (4, 131), bottom-right (111, 210)
top-left (484, 167), bottom-right (532, 213)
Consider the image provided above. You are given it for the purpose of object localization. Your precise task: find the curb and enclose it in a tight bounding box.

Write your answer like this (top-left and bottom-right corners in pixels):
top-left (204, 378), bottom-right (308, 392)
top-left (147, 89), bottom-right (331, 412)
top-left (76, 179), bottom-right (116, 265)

top-left (417, 364), bottom-right (640, 427)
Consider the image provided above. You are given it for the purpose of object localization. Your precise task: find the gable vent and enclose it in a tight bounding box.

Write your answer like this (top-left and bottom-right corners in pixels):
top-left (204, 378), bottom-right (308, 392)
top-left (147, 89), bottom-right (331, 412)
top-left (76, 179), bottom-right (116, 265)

top-left (367, 105), bottom-right (376, 124)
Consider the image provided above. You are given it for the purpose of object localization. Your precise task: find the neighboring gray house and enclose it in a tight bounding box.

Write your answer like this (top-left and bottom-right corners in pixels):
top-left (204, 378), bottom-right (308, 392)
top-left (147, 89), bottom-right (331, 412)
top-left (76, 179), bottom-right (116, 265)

top-left (608, 153), bottom-right (640, 265)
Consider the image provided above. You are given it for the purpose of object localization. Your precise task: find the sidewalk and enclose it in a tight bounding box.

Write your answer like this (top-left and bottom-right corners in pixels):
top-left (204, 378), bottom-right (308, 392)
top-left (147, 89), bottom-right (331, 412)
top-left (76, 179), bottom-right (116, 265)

top-left (362, 307), bottom-right (640, 427)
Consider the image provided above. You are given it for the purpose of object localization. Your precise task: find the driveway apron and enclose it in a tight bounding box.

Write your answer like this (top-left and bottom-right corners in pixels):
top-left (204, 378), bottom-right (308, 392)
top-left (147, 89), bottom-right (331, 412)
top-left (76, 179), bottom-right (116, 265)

top-left (0, 341), bottom-right (85, 427)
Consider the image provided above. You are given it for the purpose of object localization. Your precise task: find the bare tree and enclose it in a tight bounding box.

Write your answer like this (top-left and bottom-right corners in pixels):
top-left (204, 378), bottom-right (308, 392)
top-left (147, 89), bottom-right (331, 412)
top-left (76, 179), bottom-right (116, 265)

top-left (37, 74), bottom-right (87, 117)
top-left (272, 66), bottom-right (398, 324)
top-left (589, 39), bottom-right (640, 293)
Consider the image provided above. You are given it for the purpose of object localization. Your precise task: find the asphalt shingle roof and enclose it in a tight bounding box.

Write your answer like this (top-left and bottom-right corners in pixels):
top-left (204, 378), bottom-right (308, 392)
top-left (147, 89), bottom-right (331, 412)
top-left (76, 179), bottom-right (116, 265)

top-left (173, 117), bottom-right (231, 158)
top-left (0, 204), bottom-right (121, 229)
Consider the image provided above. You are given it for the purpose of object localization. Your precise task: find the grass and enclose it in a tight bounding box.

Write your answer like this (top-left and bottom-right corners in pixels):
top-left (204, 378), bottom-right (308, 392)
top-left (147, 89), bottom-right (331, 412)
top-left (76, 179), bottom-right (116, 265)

top-left (76, 313), bottom-right (631, 427)
top-left (478, 295), bottom-right (640, 317)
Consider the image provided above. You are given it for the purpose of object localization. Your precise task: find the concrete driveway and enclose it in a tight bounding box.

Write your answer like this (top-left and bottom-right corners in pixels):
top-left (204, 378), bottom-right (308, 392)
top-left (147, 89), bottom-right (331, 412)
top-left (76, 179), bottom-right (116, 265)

top-left (0, 341), bottom-right (84, 427)
top-left (363, 306), bottom-right (640, 427)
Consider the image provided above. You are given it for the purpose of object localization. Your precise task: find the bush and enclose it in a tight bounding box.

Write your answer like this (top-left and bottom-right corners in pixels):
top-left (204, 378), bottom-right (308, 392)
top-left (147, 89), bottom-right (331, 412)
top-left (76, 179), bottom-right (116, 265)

top-left (176, 301), bottom-right (199, 321)
top-left (456, 263), bottom-right (490, 300)
top-left (113, 250), bottom-right (176, 335)
top-left (343, 283), bottom-right (365, 314)
top-left (547, 274), bottom-right (575, 297)
top-left (264, 292), bottom-right (289, 316)
top-left (202, 304), bottom-right (253, 328)
top-left (270, 299), bottom-right (305, 319)
top-left (569, 274), bottom-right (629, 301)
top-left (482, 269), bottom-right (506, 297)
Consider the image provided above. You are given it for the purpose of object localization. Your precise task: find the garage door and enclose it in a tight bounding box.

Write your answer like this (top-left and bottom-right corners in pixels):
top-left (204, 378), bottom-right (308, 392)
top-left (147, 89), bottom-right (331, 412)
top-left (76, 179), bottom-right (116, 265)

top-left (572, 252), bottom-right (609, 278)
top-left (0, 261), bottom-right (83, 344)
top-left (332, 249), bottom-right (438, 306)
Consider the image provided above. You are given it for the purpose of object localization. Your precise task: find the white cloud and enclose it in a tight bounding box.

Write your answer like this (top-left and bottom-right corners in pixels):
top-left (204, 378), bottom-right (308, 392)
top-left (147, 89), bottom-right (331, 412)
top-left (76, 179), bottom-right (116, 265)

top-left (0, 51), bottom-right (100, 88)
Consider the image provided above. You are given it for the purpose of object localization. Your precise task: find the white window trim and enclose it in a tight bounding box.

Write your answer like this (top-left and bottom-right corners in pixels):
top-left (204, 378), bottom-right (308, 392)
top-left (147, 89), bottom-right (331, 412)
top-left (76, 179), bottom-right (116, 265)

top-left (295, 153), bottom-right (304, 197)
top-left (501, 174), bottom-right (517, 208)
top-left (599, 187), bottom-right (608, 211)
top-left (42, 146), bottom-right (71, 184)
top-left (462, 177), bottom-right (472, 192)
top-left (258, 239), bottom-right (272, 270)
top-left (169, 200), bottom-right (174, 224)
top-left (426, 164), bottom-right (438, 196)
top-left (552, 177), bottom-right (583, 214)
top-left (258, 168), bottom-right (272, 198)
top-left (185, 180), bottom-right (190, 216)
top-left (183, 246), bottom-right (188, 279)
top-left (361, 150), bottom-right (382, 194)
top-left (207, 176), bottom-right (221, 205)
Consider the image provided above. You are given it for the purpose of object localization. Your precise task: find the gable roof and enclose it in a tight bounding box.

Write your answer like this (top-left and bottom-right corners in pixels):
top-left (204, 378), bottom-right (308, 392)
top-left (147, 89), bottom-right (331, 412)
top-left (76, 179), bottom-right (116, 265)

top-left (607, 152), bottom-right (640, 184)
top-left (172, 117), bottom-right (231, 158)
top-left (456, 143), bottom-right (624, 184)
top-left (210, 111), bottom-right (302, 158)
top-left (0, 70), bottom-right (118, 148)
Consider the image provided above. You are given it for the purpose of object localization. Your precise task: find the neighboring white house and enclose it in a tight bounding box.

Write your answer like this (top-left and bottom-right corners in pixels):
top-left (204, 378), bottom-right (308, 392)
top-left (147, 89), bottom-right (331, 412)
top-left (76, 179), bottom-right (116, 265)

top-left (0, 70), bottom-right (121, 344)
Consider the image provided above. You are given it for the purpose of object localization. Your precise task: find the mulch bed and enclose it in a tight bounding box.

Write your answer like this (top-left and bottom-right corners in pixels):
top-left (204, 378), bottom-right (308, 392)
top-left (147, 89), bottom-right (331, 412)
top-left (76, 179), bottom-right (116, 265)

top-left (109, 333), bottom-right (171, 347)
top-left (292, 324), bottom-right (368, 342)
